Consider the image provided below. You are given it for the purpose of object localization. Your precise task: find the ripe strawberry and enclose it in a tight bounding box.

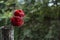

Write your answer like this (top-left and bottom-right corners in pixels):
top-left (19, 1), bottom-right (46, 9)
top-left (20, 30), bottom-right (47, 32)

top-left (10, 16), bottom-right (24, 26)
top-left (14, 10), bottom-right (25, 17)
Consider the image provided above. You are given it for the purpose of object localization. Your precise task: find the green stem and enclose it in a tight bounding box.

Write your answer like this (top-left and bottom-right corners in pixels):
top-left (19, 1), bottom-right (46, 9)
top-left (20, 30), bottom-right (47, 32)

top-left (5, 17), bottom-right (9, 26)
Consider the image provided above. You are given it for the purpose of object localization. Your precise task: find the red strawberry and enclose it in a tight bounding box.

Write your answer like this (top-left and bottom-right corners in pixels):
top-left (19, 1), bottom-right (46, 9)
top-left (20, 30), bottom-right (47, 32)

top-left (10, 16), bottom-right (24, 27)
top-left (14, 10), bottom-right (25, 17)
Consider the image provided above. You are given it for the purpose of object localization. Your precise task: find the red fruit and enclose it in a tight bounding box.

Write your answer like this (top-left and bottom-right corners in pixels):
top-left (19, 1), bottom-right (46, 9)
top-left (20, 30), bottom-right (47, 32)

top-left (10, 16), bottom-right (24, 26)
top-left (14, 10), bottom-right (25, 17)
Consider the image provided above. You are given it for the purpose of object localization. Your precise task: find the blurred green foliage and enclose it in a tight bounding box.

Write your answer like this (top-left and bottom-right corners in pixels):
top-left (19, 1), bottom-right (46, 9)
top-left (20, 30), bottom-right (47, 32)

top-left (0, 0), bottom-right (60, 40)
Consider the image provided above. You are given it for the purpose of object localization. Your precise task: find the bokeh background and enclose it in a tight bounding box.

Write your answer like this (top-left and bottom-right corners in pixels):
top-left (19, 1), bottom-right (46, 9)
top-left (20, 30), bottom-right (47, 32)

top-left (0, 0), bottom-right (60, 40)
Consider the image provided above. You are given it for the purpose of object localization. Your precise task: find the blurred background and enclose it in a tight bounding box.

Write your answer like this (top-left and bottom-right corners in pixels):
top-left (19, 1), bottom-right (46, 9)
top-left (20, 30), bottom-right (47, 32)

top-left (0, 0), bottom-right (60, 40)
